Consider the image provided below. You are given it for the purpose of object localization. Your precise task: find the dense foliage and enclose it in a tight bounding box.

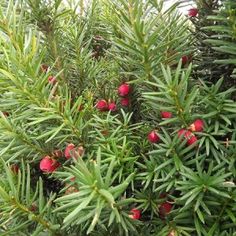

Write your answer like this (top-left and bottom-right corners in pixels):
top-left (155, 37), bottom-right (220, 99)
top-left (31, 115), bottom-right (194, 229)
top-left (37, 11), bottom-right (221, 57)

top-left (0, 0), bottom-right (235, 235)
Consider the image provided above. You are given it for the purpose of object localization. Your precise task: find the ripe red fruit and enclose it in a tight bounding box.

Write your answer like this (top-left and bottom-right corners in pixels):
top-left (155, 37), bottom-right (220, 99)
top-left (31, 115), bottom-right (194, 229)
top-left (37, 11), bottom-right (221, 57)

top-left (148, 130), bottom-right (160, 143)
top-left (120, 97), bottom-right (130, 107)
top-left (159, 202), bottom-right (173, 217)
top-left (181, 55), bottom-right (189, 65)
top-left (108, 102), bottom-right (117, 111)
top-left (118, 83), bottom-right (130, 97)
top-left (64, 143), bottom-right (75, 159)
top-left (189, 119), bottom-right (204, 132)
top-left (187, 135), bottom-right (198, 146)
top-left (129, 208), bottom-right (141, 220)
top-left (48, 75), bottom-right (57, 85)
top-left (178, 129), bottom-right (188, 138)
top-left (188, 8), bottom-right (198, 17)
top-left (64, 144), bottom-right (84, 159)
top-left (96, 99), bottom-right (108, 111)
top-left (161, 111), bottom-right (172, 119)
top-left (178, 129), bottom-right (198, 146)
top-left (40, 156), bottom-right (60, 173)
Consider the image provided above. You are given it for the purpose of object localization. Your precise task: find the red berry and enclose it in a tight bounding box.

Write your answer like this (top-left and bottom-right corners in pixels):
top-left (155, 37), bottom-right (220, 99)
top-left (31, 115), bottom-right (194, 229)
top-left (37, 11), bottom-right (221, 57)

top-left (178, 129), bottom-right (188, 138)
top-left (108, 102), bottom-right (117, 111)
top-left (189, 119), bottom-right (204, 132)
top-left (129, 208), bottom-right (141, 220)
top-left (181, 55), bottom-right (189, 65)
top-left (178, 129), bottom-right (193, 139)
top-left (48, 76), bottom-right (57, 85)
top-left (64, 144), bottom-right (84, 159)
top-left (96, 100), bottom-right (108, 111)
top-left (40, 156), bottom-right (60, 173)
top-left (178, 129), bottom-right (197, 146)
top-left (188, 8), bottom-right (198, 17)
top-left (159, 202), bottom-right (172, 217)
top-left (148, 130), bottom-right (160, 143)
top-left (187, 135), bottom-right (198, 146)
top-left (64, 143), bottom-right (75, 159)
top-left (161, 111), bottom-right (172, 119)
top-left (120, 97), bottom-right (130, 107)
top-left (118, 83), bottom-right (130, 97)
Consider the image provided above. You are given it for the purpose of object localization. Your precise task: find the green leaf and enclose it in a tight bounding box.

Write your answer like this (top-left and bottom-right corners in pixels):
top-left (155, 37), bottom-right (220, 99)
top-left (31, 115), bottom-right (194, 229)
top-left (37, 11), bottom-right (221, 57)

top-left (63, 191), bottom-right (96, 225)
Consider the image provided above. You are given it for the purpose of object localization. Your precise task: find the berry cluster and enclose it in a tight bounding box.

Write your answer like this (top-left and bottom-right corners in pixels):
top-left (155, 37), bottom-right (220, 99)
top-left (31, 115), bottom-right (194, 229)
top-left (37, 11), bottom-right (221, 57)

top-left (95, 82), bottom-right (131, 112)
top-left (129, 195), bottom-right (174, 221)
top-left (118, 83), bottom-right (131, 107)
top-left (39, 143), bottom-right (84, 173)
top-left (96, 99), bottom-right (117, 112)
top-left (148, 119), bottom-right (204, 146)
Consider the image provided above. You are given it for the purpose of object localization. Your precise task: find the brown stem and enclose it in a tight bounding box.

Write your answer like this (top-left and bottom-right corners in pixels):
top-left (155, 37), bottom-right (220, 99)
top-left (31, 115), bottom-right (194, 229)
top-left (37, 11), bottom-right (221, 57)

top-left (11, 197), bottom-right (54, 232)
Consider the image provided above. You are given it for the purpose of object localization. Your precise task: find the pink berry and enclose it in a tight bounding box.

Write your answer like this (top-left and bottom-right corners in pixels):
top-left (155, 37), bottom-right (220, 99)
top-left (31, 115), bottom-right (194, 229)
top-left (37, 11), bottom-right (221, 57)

top-left (64, 143), bottom-right (75, 159)
top-left (129, 208), bottom-right (141, 220)
top-left (181, 55), bottom-right (189, 65)
top-left (120, 97), bottom-right (129, 107)
top-left (148, 130), bottom-right (160, 143)
top-left (187, 135), bottom-right (198, 146)
top-left (178, 129), bottom-right (198, 146)
top-left (108, 102), bottom-right (117, 111)
top-left (161, 111), bottom-right (172, 119)
top-left (189, 119), bottom-right (204, 132)
top-left (40, 156), bottom-right (60, 173)
top-left (118, 83), bottom-right (130, 97)
top-left (96, 100), bottom-right (108, 111)
top-left (178, 129), bottom-right (188, 138)
top-left (188, 8), bottom-right (198, 17)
